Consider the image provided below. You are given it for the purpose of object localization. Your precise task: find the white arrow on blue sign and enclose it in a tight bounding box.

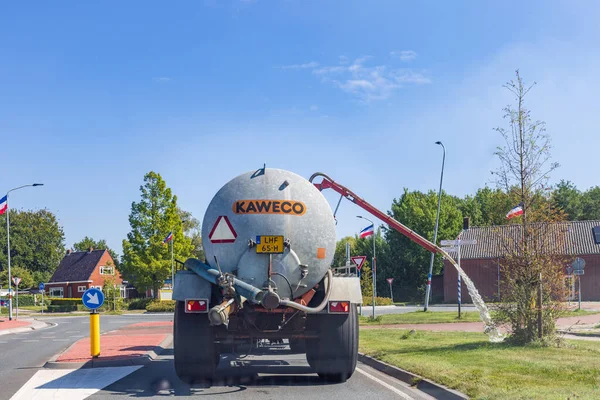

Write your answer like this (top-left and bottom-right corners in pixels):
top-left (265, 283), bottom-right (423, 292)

top-left (39, 282), bottom-right (45, 291)
top-left (82, 287), bottom-right (105, 310)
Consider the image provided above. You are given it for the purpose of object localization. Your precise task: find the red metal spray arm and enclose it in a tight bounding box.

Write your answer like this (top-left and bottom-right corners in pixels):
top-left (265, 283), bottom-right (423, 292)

top-left (309, 172), bottom-right (441, 255)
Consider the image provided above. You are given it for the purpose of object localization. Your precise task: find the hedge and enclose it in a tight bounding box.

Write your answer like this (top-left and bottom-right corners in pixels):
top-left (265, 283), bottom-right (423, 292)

top-left (145, 300), bottom-right (175, 312)
top-left (362, 296), bottom-right (394, 306)
top-left (127, 298), bottom-right (154, 310)
top-left (48, 305), bottom-right (78, 312)
top-left (14, 294), bottom-right (36, 306)
top-left (49, 298), bottom-right (81, 306)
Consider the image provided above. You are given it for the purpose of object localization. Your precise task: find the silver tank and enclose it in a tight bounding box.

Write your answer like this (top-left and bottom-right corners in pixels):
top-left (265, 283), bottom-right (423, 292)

top-left (201, 168), bottom-right (336, 300)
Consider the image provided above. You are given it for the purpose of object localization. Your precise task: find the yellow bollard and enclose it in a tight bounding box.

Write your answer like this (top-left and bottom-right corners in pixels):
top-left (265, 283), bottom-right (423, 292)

top-left (90, 312), bottom-right (100, 357)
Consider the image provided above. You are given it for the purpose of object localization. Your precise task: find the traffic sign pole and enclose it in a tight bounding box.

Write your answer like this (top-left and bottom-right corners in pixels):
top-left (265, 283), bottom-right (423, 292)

top-left (82, 287), bottom-right (105, 358)
top-left (579, 275), bottom-right (582, 311)
top-left (15, 282), bottom-right (19, 320)
top-left (90, 311), bottom-right (100, 357)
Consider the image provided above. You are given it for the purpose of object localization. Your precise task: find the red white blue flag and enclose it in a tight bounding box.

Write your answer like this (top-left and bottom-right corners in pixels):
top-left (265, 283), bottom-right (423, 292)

top-left (163, 231), bottom-right (173, 244)
top-left (506, 204), bottom-right (524, 219)
top-left (0, 195), bottom-right (7, 215)
top-left (360, 224), bottom-right (374, 238)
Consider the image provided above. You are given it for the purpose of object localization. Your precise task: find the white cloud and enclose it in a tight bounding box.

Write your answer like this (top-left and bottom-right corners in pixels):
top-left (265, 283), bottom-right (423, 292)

top-left (309, 105), bottom-right (319, 111)
top-left (152, 77), bottom-right (172, 83)
top-left (390, 50), bottom-right (417, 62)
top-left (280, 61), bottom-right (319, 70)
top-left (310, 56), bottom-right (431, 102)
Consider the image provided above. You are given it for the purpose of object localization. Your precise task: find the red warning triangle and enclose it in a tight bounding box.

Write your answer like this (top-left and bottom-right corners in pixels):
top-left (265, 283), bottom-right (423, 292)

top-left (209, 216), bottom-right (237, 243)
top-left (351, 256), bottom-right (366, 270)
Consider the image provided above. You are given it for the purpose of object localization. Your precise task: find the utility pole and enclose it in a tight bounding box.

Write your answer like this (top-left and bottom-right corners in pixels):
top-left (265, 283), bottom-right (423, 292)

top-left (424, 141), bottom-right (445, 311)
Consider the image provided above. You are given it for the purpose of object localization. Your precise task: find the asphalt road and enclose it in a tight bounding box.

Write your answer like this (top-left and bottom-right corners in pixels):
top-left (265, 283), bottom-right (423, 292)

top-left (0, 314), bottom-right (173, 400)
top-left (91, 345), bottom-right (435, 400)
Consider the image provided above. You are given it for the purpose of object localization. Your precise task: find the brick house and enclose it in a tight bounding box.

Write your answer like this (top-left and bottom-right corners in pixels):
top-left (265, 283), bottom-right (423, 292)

top-left (443, 220), bottom-right (600, 303)
top-left (45, 248), bottom-right (124, 298)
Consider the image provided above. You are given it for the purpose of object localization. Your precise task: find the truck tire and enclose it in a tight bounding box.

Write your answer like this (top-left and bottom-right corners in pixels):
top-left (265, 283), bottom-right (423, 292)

top-left (289, 338), bottom-right (306, 353)
top-left (305, 304), bottom-right (358, 383)
top-left (174, 301), bottom-right (220, 384)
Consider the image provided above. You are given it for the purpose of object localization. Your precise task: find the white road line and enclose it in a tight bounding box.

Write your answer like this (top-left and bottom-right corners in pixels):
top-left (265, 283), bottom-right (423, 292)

top-left (22, 340), bottom-right (39, 342)
top-left (356, 367), bottom-right (415, 400)
top-left (0, 341), bottom-right (7, 344)
top-left (9, 366), bottom-right (142, 400)
top-left (66, 331), bottom-right (79, 333)
top-left (53, 339), bottom-right (70, 341)
top-left (40, 336), bottom-right (56, 339)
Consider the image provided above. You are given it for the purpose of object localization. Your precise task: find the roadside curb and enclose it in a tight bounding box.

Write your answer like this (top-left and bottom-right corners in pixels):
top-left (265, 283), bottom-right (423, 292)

top-left (44, 334), bottom-right (173, 369)
top-left (357, 353), bottom-right (468, 400)
top-left (0, 319), bottom-right (54, 336)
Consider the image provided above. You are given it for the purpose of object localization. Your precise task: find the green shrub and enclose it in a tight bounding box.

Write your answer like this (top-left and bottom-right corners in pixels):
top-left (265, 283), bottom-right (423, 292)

top-left (15, 294), bottom-right (36, 306)
top-left (127, 298), bottom-right (154, 310)
top-left (362, 296), bottom-right (394, 306)
top-left (145, 300), bottom-right (175, 312)
top-left (48, 304), bottom-right (78, 312)
top-left (49, 298), bottom-right (81, 306)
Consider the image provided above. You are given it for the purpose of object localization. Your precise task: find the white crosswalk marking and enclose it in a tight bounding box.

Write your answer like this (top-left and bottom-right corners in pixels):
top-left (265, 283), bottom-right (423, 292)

top-left (10, 366), bottom-right (141, 400)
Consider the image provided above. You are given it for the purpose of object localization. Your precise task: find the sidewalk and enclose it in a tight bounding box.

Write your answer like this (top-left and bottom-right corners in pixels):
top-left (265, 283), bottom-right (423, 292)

top-left (46, 321), bottom-right (173, 368)
top-left (0, 317), bottom-right (49, 335)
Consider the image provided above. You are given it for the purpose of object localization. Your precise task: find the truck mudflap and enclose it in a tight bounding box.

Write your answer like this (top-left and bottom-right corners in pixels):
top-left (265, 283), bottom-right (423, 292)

top-left (173, 270), bottom-right (212, 302)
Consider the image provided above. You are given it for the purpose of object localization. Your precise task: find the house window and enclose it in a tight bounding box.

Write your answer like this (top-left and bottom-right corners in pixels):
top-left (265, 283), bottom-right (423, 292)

top-left (49, 287), bottom-right (64, 298)
top-left (78, 286), bottom-right (87, 293)
top-left (100, 266), bottom-right (114, 275)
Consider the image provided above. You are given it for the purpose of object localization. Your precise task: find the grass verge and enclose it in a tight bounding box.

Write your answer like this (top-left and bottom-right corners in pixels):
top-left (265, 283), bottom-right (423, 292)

top-left (359, 311), bottom-right (482, 325)
top-left (359, 309), bottom-right (600, 326)
top-left (359, 329), bottom-right (600, 399)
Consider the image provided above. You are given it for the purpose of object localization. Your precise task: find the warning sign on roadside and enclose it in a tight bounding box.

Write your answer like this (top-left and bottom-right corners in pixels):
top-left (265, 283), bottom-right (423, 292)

top-left (351, 256), bottom-right (367, 270)
top-left (209, 216), bottom-right (238, 243)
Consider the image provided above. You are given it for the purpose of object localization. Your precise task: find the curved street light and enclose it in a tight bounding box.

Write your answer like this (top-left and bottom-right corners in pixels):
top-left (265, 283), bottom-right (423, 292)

top-left (357, 215), bottom-right (376, 319)
top-left (5, 183), bottom-right (44, 320)
top-left (424, 141), bottom-right (445, 311)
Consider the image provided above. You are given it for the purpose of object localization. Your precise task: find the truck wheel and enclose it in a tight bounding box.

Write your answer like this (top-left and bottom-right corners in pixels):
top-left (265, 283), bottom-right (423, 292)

top-left (174, 301), bottom-right (220, 384)
top-left (305, 304), bottom-right (358, 383)
top-left (289, 338), bottom-right (306, 353)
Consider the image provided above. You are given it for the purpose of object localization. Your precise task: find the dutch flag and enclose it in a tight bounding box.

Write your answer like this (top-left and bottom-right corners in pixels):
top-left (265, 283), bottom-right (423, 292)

top-left (506, 204), bottom-right (524, 219)
top-left (360, 224), bottom-right (374, 238)
top-left (163, 231), bottom-right (173, 244)
top-left (0, 195), bottom-right (7, 216)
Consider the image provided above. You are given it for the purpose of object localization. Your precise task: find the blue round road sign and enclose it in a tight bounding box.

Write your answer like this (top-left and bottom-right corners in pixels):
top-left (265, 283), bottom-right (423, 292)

top-left (82, 287), bottom-right (105, 310)
top-left (39, 282), bottom-right (45, 291)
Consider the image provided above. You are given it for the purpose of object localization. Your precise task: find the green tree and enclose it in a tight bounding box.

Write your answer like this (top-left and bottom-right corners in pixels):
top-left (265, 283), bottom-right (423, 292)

top-left (581, 186), bottom-right (600, 220)
top-left (384, 189), bottom-right (462, 301)
top-left (121, 172), bottom-right (194, 297)
top-left (72, 236), bottom-right (120, 268)
top-left (471, 187), bottom-right (513, 226)
top-left (0, 265), bottom-right (34, 289)
top-left (492, 70), bottom-right (565, 344)
top-left (178, 208), bottom-right (204, 261)
top-left (332, 236), bottom-right (357, 268)
top-left (0, 209), bottom-right (65, 275)
top-left (551, 180), bottom-right (583, 220)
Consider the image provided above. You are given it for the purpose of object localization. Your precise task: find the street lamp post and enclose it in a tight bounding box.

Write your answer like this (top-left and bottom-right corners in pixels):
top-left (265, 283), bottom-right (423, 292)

top-left (424, 141), bottom-right (445, 312)
top-left (5, 183), bottom-right (44, 320)
top-left (357, 215), bottom-right (376, 319)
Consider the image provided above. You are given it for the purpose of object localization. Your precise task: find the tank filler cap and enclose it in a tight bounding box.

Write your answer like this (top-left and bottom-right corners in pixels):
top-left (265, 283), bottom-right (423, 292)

top-left (261, 290), bottom-right (281, 310)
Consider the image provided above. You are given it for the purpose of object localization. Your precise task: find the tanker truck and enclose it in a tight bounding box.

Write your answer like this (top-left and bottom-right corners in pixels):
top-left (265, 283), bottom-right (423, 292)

top-left (172, 168), bottom-right (363, 383)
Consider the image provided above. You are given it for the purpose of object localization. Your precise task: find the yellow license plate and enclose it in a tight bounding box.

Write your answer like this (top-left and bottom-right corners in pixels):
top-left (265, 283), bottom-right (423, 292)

top-left (256, 235), bottom-right (284, 254)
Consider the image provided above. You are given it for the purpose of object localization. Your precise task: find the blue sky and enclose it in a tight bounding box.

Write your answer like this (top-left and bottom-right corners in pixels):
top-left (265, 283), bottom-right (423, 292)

top-left (2, 1), bottom-right (599, 255)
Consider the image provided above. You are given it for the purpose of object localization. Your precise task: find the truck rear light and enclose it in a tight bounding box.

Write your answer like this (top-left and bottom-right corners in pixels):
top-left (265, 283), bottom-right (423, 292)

top-left (328, 301), bottom-right (350, 314)
top-left (185, 299), bottom-right (208, 313)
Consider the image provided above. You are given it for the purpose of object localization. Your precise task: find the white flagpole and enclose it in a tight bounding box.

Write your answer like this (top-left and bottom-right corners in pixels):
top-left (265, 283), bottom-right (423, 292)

top-left (171, 235), bottom-right (174, 289)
